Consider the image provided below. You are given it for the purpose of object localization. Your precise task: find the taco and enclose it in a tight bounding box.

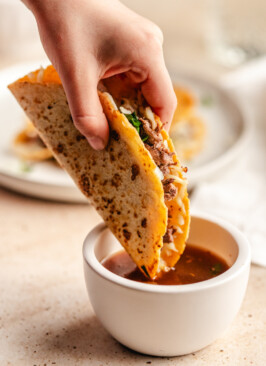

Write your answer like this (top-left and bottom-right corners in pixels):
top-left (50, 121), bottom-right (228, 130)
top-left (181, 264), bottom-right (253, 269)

top-left (170, 115), bottom-right (206, 161)
top-left (13, 119), bottom-right (53, 162)
top-left (172, 86), bottom-right (195, 123)
top-left (170, 85), bottom-right (206, 161)
top-left (8, 65), bottom-right (190, 279)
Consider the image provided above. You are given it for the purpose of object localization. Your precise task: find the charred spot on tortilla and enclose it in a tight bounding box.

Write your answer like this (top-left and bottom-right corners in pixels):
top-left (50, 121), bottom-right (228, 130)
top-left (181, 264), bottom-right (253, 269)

top-left (111, 173), bottom-right (122, 187)
top-left (141, 218), bottom-right (147, 228)
top-left (8, 65), bottom-right (190, 279)
top-left (79, 174), bottom-right (91, 196)
top-left (131, 164), bottom-right (140, 180)
top-left (111, 130), bottom-right (120, 141)
top-left (76, 134), bottom-right (85, 142)
top-left (110, 154), bottom-right (115, 162)
top-left (123, 229), bottom-right (131, 241)
top-left (55, 143), bottom-right (64, 153)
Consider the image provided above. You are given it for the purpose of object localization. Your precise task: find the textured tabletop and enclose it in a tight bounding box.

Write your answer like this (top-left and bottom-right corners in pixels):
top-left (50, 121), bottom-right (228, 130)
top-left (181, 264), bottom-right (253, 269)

top-left (0, 188), bottom-right (265, 366)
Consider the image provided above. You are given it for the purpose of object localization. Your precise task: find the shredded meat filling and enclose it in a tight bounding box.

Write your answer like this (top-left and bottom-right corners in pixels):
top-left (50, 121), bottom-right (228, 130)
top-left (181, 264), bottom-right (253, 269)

top-left (163, 178), bottom-right (178, 201)
top-left (123, 108), bottom-right (182, 253)
top-left (139, 117), bottom-right (178, 200)
top-left (163, 226), bottom-right (177, 243)
top-left (145, 142), bottom-right (176, 175)
top-left (139, 117), bottom-right (176, 175)
top-left (140, 118), bottom-right (162, 144)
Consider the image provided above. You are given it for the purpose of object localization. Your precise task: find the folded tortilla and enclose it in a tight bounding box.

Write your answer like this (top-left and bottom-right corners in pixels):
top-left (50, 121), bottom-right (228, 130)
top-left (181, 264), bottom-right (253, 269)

top-left (8, 65), bottom-right (190, 279)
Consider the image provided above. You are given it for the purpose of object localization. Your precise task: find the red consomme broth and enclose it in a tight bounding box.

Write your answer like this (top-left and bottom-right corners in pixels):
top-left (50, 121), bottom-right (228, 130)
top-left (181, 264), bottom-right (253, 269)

top-left (102, 244), bottom-right (229, 285)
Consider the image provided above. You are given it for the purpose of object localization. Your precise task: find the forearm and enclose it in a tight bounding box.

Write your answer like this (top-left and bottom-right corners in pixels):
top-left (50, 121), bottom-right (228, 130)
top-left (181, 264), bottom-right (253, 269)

top-left (21, 0), bottom-right (43, 13)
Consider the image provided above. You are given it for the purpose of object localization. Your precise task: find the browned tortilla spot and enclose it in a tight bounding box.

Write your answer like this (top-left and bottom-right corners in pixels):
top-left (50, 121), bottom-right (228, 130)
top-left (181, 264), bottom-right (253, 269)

top-left (79, 174), bottom-right (91, 196)
top-left (55, 143), bottom-right (64, 153)
top-left (131, 164), bottom-right (140, 181)
top-left (76, 135), bottom-right (85, 142)
top-left (111, 130), bottom-right (120, 141)
top-left (141, 218), bottom-right (147, 228)
top-left (111, 173), bottom-right (122, 187)
top-left (123, 229), bottom-right (131, 240)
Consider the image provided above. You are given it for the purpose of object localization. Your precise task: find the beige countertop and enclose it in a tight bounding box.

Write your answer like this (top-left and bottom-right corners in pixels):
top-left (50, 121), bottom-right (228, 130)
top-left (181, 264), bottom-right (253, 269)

top-left (0, 187), bottom-right (265, 366)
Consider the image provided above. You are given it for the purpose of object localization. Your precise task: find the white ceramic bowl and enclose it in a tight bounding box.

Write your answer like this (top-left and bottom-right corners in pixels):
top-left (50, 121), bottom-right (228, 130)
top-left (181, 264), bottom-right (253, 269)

top-left (83, 212), bottom-right (251, 356)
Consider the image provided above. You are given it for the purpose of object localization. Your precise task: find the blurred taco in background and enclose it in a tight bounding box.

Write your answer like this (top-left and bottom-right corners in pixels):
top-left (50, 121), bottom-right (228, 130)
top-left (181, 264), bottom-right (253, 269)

top-left (13, 119), bottom-right (53, 162)
top-left (170, 86), bottom-right (206, 161)
top-left (8, 65), bottom-right (190, 279)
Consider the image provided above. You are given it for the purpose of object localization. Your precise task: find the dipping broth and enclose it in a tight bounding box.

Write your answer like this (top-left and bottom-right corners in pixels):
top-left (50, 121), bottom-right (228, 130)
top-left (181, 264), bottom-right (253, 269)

top-left (102, 244), bottom-right (230, 285)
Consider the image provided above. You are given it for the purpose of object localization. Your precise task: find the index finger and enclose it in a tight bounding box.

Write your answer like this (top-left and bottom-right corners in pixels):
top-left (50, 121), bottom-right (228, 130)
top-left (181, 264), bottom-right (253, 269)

top-left (141, 60), bottom-right (177, 130)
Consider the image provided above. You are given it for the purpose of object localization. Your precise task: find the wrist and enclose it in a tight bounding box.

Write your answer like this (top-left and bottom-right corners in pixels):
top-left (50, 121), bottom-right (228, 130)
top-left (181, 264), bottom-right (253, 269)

top-left (21, 0), bottom-right (55, 18)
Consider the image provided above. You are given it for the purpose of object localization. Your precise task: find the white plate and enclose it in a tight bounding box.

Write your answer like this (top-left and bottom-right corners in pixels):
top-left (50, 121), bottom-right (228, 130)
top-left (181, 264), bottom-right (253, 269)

top-left (171, 73), bottom-right (250, 187)
top-left (0, 61), bottom-right (86, 202)
top-left (0, 62), bottom-right (249, 202)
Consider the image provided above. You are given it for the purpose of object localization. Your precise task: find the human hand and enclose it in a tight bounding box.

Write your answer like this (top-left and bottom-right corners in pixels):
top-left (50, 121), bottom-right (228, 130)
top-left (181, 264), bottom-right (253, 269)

top-left (23, 0), bottom-right (177, 150)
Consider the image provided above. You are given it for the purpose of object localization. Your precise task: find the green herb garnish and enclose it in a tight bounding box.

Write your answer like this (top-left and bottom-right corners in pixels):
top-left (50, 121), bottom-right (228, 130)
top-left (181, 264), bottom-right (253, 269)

top-left (20, 161), bottom-right (33, 173)
top-left (141, 265), bottom-right (150, 278)
top-left (125, 112), bottom-right (141, 133)
top-left (201, 95), bottom-right (214, 107)
top-left (125, 112), bottom-right (149, 142)
top-left (142, 135), bottom-right (149, 142)
top-left (210, 263), bottom-right (222, 275)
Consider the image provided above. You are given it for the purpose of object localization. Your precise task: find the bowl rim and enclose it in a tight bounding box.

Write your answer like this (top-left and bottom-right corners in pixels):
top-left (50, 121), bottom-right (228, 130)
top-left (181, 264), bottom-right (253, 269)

top-left (83, 211), bottom-right (251, 294)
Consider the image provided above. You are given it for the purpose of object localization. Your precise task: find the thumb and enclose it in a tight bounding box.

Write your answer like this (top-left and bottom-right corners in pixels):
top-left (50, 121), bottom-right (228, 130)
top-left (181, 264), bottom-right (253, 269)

top-left (58, 64), bottom-right (109, 150)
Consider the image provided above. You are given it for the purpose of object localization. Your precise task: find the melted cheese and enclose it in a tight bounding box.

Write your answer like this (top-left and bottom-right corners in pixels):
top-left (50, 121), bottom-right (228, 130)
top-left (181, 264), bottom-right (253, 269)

top-left (36, 67), bottom-right (44, 83)
top-left (177, 214), bottom-right (185, 226)
top-left (104, 92), bottom-right (118, 110)
top-left (172, 225), bottom-right (183, 234)
top-left (164, 174), bottom-right (186, 185)
top-left (154, 166), bottom-right (164, 181)
top-left (164, 242), bottom-right (179, 253)
top-left (119, 106), bottom-right (132, 115)
top-left (145, 107), bottom-right (157, 130)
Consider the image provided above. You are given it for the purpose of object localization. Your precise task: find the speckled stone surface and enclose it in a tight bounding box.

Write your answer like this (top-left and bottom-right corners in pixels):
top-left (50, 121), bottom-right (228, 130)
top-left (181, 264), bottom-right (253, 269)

top-left (0, 187), bottom-right (265, 366)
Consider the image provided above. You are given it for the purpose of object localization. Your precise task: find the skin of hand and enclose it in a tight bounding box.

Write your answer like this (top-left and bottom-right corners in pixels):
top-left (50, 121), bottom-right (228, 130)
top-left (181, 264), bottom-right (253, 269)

top-left (22, 0), bottom-right (177, 150)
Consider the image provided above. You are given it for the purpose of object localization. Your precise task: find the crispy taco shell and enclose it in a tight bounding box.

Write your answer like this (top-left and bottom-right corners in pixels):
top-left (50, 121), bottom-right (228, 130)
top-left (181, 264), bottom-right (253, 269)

top-left (8, 66), bottom-right (189, 278)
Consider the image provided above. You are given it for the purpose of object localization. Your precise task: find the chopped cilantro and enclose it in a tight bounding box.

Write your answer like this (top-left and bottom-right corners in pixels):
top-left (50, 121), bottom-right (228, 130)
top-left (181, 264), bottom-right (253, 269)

top-left (141, 265), bottom-right (150, 278)
top-left (201, 95), bottom-right (214, 107)
top-left (210, 263), bottom-right (222, 275)
top-left (125, 112), bottom-right (141, 133)
top-left (142, 135), bottom-right (149, 142)
top-left (20, 161), bottom-right (33, 173)
top-left (125, 112), bottom-right (149, 142)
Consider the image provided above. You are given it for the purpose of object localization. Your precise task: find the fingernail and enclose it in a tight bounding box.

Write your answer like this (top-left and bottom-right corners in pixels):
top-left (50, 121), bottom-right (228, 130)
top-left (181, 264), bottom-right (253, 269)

top-left (87, 136), bottom-right (105, 150)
